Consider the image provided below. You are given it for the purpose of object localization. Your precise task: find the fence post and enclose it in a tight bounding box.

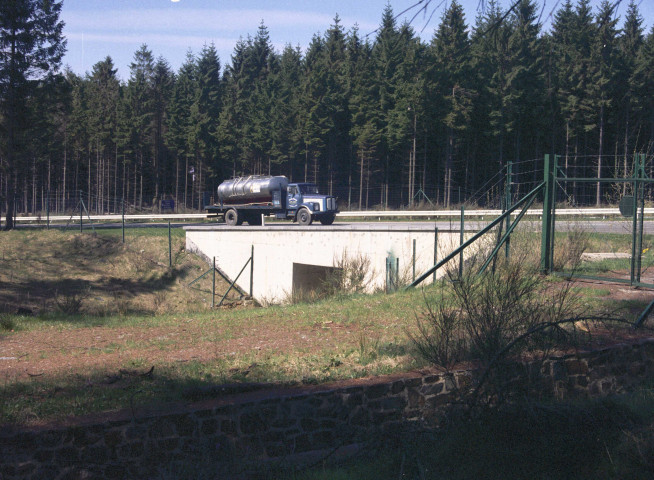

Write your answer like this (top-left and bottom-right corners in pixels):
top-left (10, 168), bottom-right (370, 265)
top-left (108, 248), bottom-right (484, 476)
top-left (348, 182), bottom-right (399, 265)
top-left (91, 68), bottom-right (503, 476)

top-left (122, 198), bottom-right (125, 244)
top-left (412, 239), bottom-right (416, 282)
top-left (46, 189), bottom-right (50, 230)
top-left (250, 245), bottom-right (254, 298)
top-left (459, 205), bottom-right (465, 278)
top-left (212, 256), bottom-right (216, 308)
top-left (630, 153), bottom-right (640, 284)
top-left (540, 154), bottom-right (554, 273)
top-left (637, 153), bottom-right (646, 283)
top-left (433, 227), bottom-right (438, 283)
top-left (168, 221), bottom-right (172, 267)
top-left (504, 161), bottom-right (512, 259)
top-left (80, 191), bottom-right (83, 233)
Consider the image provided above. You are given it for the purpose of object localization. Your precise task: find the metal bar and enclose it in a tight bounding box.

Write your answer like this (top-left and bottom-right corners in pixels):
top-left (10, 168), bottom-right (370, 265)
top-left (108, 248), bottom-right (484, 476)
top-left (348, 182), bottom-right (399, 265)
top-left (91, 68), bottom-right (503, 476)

top-left (80, 192), bottom-right (83, 233)
top-left (459, 205), bottom-right (464, 278)
top-left (634, 296), bottom-right (654, 328)
top-left (408, 181), bottom-right (546, 288)
top-left (412, 239), bottom-right (416, 282)
top-left (188, 267), bottom-right (214, 287)
top-left (631, 153), bottom-right (640, 284)
top-left (212, 257), bottom-right (216, 308)
top-left (46, 190), bottom-right (50, 230)
top-left (550, 155), bottom-right (559, 271)
top-left (219, 256), bottom-right (252, 306)
top-left (554, 271), bottom-right (654, 289)
top-left (541, 155), bottom-right (554, 273)
top-left (250, 245), bottom-right (254, 298)
top-left (554, 177), bottom-right (654, 183)
top-left (637, 153), bottom-right (646, 284)
top-left (478, 194), bottom-right (537, 275)
top-left (505, 161), bottom-right (512, 259)
top-left (433, 227), bottom-right (438, 283)
top-left (168, 221), bottom-right (172, 267)
top-left (122, 199), bottom-right (125, 244)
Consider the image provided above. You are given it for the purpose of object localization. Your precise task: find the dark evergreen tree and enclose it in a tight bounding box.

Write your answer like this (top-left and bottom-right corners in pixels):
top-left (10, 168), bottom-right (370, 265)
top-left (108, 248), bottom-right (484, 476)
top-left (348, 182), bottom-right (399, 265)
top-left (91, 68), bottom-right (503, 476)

top-left (0, 0), bottom-right (65, 229)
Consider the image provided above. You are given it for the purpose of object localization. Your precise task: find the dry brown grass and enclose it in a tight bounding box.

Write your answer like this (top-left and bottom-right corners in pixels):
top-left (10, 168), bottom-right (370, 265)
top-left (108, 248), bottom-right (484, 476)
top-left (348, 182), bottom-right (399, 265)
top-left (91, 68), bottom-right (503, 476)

top-left (0, 229), bottom-right (242, 316)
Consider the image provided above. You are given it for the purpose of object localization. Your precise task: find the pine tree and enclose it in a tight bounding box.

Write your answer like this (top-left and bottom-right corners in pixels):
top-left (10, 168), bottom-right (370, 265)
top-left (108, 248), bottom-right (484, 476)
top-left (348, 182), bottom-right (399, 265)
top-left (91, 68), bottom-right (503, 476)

top-left (589, 0), bottom-right (620, 205)
top-left (191, 43), bottom-right (221, 209)
top-left (0, 0), bottom-right (65, 229)
top-left (430, 1), bottom-right (473, 206)
top-left (86, 56), bottom-right (120, 211)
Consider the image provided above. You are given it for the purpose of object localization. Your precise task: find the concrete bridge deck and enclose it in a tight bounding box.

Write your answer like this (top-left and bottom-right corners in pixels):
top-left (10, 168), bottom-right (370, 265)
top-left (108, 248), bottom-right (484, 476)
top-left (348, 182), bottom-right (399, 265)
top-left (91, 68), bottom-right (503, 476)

top-left (185, 223), bottom-right (462, 304)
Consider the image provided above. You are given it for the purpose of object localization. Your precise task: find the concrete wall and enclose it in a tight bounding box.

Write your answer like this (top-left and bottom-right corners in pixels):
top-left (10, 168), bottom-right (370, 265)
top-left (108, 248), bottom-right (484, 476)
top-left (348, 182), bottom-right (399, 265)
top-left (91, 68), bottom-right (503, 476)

top-left (2, 340), bottom-right (654, 479)
top-left (185, 224), bottom-right (463, 303)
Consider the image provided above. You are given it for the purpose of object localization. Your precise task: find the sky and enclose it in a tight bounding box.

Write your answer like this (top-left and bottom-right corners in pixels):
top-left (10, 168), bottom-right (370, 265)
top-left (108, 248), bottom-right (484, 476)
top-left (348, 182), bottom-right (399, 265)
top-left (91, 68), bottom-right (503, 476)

top-left (60, 0), bottom-right (653, 80)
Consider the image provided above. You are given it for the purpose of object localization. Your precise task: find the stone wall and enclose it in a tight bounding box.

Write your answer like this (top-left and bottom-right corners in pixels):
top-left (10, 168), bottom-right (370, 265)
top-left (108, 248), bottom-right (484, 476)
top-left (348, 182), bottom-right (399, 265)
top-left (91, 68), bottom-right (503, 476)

top-left (2, 339), bottom-right (653, 479)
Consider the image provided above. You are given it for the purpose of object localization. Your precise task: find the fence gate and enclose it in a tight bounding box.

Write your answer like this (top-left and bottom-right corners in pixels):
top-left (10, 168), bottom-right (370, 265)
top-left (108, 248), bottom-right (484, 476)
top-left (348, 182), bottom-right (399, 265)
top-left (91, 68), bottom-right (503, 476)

top-left (541, 153), bottom-right (654, 288)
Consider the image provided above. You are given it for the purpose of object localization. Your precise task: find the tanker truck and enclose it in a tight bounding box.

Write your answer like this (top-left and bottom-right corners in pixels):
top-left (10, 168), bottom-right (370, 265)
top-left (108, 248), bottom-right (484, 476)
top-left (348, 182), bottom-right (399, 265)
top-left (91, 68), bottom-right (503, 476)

top-left (205, 175), bottom-right (338, 226)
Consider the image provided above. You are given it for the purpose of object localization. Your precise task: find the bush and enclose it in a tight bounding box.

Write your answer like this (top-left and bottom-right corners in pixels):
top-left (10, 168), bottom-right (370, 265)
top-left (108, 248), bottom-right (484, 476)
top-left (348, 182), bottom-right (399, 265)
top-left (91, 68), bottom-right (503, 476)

top-left (409, 250), bottom-right (592, 404)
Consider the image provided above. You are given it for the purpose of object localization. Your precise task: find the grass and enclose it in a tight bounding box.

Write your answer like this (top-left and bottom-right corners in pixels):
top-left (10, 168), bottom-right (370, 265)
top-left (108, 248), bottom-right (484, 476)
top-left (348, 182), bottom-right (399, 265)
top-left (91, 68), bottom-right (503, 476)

top-left (0, 227), bottom-right (652, 427)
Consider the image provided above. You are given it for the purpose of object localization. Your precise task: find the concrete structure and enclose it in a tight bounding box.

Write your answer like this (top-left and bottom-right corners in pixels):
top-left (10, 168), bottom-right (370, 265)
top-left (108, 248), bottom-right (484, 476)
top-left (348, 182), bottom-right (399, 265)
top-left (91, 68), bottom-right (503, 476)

top-left (185, 224), bottom-right (464, 303)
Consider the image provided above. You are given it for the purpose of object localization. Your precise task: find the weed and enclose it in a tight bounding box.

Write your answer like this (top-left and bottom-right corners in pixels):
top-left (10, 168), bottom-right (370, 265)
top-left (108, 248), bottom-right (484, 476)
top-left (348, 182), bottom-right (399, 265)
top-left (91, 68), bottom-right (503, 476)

top-left (54, 288), bottom-right (88, 314)
top-left (0, 313), bottom-right (15, 331)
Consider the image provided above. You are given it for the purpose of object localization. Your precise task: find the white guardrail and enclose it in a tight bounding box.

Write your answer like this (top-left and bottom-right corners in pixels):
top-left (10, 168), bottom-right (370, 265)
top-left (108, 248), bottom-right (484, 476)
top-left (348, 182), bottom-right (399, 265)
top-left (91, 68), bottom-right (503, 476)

top-left (10, 208), bottom-right (654, 223)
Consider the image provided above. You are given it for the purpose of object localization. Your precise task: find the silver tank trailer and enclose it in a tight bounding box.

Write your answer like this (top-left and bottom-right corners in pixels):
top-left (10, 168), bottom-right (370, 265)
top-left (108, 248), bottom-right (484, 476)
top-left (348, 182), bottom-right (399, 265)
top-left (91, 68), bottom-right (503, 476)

top-left (217, 175), bottom-right (289, 205)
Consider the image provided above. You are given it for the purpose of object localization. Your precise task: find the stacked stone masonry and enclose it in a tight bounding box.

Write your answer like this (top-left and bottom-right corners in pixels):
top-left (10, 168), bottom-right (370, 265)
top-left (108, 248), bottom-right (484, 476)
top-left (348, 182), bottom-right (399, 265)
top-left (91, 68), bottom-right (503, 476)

top-left (1, 339), bottom-right (653, 479)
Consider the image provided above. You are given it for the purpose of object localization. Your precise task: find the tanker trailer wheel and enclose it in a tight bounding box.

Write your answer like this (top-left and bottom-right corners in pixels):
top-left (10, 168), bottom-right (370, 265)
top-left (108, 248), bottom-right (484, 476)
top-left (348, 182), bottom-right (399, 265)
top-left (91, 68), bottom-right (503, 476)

top-left (225, 208), bottom-right (242, 226)
top-left (319, 214), bottom-right (335, 225)
top-left (297, 207), bottom-right (313, 226)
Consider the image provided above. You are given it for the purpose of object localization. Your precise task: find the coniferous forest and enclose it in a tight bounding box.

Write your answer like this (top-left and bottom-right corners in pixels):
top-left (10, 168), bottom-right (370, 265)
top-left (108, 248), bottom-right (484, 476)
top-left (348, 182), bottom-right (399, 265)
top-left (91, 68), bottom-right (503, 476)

top-left (1, 0), bottom-right (653, 228)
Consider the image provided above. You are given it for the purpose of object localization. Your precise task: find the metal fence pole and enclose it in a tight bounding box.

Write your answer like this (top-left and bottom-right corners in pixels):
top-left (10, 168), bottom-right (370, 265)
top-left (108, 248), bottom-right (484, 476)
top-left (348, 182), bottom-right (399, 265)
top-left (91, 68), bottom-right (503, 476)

top-left (540, 154), bottom-right (554, 273)
top-left (459, 205), bottom-right (465, 278)
top-left (433, 227), bottom-right (438, 283)
top-left (122, 198), bottom-right (125, 244)
top-left (46, 189), bottom-right (50, 230)
top-left (630, 153), bottom-right (640, 284)
top-left (505, 161), bottom-right (512, 259)
top-left (636, 153), bottom-right (646, 284)
top-left (412, 239), bottom-right (416, 282)
top-left (168, 221), bottom-right (172, 267)
top-left (80, 191), bottom-right (83, 233)
top-left (250, 245), bottom-right (254, 298)
top-left (212, 257), bottom-right (216, 308)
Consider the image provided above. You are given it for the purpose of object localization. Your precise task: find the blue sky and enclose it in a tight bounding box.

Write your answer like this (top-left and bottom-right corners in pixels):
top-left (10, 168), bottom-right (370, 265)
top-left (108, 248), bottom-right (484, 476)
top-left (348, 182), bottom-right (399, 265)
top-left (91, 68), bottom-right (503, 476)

top-left (61, 0), bottom-right (653, 80)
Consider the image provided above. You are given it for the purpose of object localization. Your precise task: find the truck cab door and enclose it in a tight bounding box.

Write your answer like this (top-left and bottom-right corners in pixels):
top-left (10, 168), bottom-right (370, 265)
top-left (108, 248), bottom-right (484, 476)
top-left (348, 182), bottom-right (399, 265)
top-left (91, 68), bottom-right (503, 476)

top-left (287, 185), bottom-right (300, 211)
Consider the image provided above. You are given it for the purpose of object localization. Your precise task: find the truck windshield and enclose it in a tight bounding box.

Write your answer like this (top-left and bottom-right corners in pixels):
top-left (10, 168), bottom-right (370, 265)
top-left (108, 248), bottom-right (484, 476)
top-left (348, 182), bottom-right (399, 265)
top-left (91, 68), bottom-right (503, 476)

top-left (299, 184), bottom-right (319, 194)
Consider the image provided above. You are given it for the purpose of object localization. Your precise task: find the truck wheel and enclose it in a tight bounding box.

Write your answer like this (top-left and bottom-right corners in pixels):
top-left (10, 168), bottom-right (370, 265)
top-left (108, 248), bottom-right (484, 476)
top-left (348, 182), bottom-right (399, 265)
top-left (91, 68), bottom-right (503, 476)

top-left (319, 214), bottom-right (335, 225)
top-left (297, 207), bottom-right (313, 226)
top-left (225, 209), bottom-right (240, 226)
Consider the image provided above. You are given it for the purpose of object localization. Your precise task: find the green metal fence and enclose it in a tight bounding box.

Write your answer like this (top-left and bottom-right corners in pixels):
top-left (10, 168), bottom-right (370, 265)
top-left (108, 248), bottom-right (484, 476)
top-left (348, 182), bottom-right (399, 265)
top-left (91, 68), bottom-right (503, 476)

top-left (541, 153), bottom-right (654, 288)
